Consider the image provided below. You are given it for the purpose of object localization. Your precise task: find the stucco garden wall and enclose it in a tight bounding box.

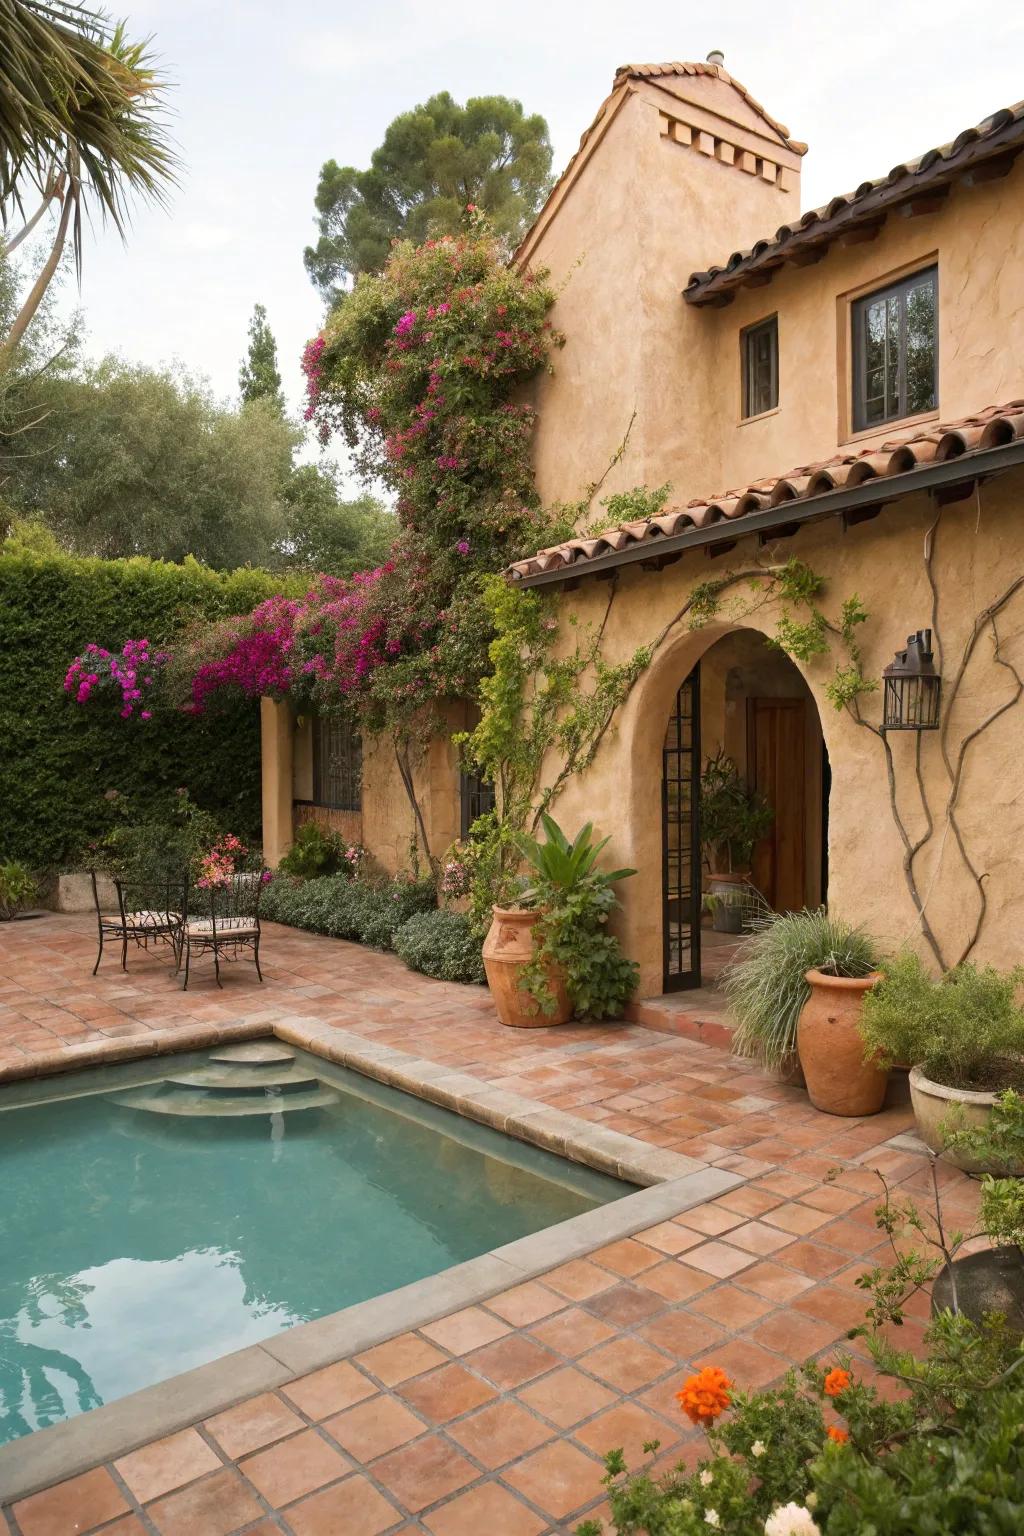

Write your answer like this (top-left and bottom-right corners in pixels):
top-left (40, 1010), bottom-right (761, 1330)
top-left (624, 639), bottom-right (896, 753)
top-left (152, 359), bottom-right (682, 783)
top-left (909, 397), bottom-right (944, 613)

top-left (534, 473), bottom-right (1024, 997)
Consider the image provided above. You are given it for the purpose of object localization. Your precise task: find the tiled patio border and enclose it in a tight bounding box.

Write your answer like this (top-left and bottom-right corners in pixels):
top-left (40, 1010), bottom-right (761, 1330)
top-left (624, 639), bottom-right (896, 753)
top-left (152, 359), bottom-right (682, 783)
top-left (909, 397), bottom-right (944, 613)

top-left (0, 1022), bottom-right (743, 1504)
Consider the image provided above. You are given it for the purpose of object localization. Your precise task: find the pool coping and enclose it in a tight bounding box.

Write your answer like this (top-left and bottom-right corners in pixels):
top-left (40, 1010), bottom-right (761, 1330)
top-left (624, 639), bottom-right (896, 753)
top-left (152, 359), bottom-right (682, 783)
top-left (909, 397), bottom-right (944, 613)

top-left (0, 1015), bottom-right (744, 1503)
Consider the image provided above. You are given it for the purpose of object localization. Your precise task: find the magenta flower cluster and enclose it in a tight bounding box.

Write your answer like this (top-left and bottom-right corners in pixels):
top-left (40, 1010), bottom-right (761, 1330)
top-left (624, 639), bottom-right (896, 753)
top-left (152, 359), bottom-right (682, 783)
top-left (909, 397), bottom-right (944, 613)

top-left (64, 638), bottom-right (169, 721)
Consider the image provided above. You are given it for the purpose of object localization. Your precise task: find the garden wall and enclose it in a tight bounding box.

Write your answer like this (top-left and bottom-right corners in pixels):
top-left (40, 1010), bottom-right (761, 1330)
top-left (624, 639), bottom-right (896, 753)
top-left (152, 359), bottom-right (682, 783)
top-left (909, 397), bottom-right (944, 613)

top-left (0, 551), bottom-right (291, 873)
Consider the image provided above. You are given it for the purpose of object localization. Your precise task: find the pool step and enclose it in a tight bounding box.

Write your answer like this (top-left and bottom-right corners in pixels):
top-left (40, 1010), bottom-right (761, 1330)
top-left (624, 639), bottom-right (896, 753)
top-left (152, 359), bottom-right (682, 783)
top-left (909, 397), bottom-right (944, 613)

top-left (208, 1041), bottom-right (295, 1066)
top-left (109, 1085), bottom-right (339, 1118)
top-left (164, 1063), bottom-right (320, 1092)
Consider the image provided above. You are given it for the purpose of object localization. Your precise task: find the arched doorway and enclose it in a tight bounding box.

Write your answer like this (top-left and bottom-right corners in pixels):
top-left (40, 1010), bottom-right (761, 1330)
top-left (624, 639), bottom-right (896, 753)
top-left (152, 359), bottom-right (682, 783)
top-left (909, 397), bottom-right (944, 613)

top-left (661, 630), bottom-right (829, 993)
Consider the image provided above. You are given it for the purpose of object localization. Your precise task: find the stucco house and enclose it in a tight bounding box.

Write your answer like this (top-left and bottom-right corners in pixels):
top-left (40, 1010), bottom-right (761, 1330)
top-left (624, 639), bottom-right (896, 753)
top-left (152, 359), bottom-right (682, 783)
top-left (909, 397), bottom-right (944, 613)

top-left (263, 58), bottom-right (1024, 1006)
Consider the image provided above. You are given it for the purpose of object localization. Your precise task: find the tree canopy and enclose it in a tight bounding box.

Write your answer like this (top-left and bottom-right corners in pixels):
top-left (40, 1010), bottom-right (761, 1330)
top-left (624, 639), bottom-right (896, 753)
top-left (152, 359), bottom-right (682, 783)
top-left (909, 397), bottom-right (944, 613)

top-left (304, 92), bottom-right (552, 300)
top-left (281, 465), bottom-right (394, 576)
top-left (238, 302), bottom-right (283, 411)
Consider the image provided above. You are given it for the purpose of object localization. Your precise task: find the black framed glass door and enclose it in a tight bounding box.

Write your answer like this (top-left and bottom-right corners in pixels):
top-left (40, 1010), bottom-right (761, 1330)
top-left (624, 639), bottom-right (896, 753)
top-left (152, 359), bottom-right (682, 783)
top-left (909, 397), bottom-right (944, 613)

top-left (662, 665), bottom-right (701, 991)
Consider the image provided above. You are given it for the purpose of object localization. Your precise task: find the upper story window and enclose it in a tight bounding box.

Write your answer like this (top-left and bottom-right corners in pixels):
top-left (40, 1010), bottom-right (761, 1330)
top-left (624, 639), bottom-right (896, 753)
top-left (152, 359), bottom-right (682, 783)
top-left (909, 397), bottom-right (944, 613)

top-left (741, 315), bottom-right (779, 418)
top-left (852, 266), bottom-right (937, 432)
top-left (312, 714), bottom-right (362, 811)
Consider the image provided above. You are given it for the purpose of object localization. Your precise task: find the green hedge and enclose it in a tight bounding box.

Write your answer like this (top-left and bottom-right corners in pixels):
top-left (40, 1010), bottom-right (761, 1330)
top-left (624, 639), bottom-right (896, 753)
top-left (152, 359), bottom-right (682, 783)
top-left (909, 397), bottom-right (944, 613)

top-left (393, 909), bottom-right (486, 985)
top-left (0, 551), bottom-right (293, 871)
top-left (261, 873), bottom-right (437, 951)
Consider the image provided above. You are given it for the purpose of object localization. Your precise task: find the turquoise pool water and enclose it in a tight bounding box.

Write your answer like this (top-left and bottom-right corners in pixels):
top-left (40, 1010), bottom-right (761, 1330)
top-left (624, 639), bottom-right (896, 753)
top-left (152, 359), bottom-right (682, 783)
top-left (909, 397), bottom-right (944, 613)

top-left (0, 1046), bottom-right (629, 1444)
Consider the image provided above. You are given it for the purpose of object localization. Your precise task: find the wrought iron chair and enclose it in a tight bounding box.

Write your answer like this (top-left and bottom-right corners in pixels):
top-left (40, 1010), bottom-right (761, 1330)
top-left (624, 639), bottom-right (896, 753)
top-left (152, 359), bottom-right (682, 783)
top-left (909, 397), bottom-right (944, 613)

top-left (90, 871), bottom-right (186, 976)
top-left (179, 871), bottom-right (266, 990)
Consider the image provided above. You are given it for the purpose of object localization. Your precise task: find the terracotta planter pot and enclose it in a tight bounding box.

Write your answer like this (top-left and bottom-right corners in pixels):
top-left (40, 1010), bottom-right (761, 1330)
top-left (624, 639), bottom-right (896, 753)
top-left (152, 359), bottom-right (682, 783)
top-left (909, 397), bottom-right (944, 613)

top-left (482, 906), bottom-right (572, 1028)
top-left (797, 968), bottom-right (887, 1117)
top-left (908, 1067), bottom-right (1024, 1172)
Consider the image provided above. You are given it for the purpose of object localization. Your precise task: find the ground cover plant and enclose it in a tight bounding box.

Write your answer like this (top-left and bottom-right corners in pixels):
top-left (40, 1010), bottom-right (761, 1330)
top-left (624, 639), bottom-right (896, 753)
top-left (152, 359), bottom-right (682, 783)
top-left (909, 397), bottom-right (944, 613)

top-left (261, 871), bottom-right (436, 952)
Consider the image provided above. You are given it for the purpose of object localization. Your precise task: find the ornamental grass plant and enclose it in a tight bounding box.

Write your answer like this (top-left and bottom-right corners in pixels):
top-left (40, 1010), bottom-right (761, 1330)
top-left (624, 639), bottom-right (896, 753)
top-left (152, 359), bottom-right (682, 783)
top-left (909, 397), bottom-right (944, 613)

top-left (724, 908), bottom-right (881, 1073)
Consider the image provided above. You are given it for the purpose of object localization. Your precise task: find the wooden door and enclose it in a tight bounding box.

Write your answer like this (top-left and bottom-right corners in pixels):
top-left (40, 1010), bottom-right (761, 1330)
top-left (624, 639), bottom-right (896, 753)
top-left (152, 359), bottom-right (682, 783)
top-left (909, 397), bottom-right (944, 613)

top-left (747, 697), bottom-right (807, 913)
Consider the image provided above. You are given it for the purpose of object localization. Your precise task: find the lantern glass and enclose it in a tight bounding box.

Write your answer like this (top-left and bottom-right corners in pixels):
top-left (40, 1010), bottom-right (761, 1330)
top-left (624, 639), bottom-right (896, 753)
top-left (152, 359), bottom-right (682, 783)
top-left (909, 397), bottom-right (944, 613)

top-left (883, 673), bottom-right (941, 730)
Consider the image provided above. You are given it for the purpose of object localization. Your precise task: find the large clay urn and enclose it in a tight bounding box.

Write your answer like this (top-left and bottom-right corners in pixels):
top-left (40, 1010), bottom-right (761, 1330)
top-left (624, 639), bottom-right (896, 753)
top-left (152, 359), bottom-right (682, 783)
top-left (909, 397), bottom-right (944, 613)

top-left (482, 907), bottom-right (572, 1028)
top-left (797, 968), bottom-right (887, 1116)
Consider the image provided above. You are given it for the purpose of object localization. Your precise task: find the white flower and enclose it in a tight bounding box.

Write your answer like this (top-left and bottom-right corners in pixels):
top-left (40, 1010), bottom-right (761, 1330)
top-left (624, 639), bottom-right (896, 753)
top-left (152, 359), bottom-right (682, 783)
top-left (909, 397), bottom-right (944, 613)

top-left (751, 1439), bottom-right (766, 1457)
top-left (700, 1469), bottom-right (714, 1486)
top-left (764, 1504), bottom-right (822, 1536)
top-left (705, 1513), bottom-right (720, 1529)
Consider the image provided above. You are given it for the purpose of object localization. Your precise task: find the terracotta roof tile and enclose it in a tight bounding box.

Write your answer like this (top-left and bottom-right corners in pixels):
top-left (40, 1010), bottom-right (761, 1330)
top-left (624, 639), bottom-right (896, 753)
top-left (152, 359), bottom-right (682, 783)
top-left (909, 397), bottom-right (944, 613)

top-left (507, 402), bottom-right (1024, 583)
top-left (686, 100), bottom-right (1024, 305)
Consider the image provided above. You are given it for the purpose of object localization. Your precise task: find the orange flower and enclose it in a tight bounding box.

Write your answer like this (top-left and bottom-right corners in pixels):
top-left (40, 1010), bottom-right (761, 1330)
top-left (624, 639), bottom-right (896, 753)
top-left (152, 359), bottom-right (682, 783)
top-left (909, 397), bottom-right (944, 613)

top-left (823, 1367), bottom-right (851, 1398)
top-left (676, 1367), bottom-right (733, 1427)
top-left (827, 1425), bottom-right (849, 1444)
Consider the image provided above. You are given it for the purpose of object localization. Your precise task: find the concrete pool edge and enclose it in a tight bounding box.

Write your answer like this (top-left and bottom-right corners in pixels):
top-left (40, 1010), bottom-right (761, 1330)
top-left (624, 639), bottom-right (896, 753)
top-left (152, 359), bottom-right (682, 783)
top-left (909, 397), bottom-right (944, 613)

top-left (0, 1164), bottom-right (742, 1505)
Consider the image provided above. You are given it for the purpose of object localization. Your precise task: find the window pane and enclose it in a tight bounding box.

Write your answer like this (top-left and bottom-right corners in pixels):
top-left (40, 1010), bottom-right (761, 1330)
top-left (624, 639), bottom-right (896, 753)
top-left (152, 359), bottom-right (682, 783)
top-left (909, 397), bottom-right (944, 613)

top-left (742, 318), bottom-right (778, 417)
top-left (312, 716), bottom-right (362, 810)
top-left (904, 277), bottom-right (936, 416)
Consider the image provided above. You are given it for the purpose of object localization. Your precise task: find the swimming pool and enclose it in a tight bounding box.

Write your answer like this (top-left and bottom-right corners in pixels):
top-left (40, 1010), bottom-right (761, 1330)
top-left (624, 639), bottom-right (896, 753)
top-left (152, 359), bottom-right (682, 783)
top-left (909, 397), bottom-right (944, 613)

top-left (0, 1042), bottom-right (631, 1443)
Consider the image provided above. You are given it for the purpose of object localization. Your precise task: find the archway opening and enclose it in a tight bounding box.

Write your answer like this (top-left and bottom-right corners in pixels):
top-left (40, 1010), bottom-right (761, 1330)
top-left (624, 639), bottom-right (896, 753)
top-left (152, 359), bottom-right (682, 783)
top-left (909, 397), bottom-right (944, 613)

top-left (661, 628), bottom-right (829, 994)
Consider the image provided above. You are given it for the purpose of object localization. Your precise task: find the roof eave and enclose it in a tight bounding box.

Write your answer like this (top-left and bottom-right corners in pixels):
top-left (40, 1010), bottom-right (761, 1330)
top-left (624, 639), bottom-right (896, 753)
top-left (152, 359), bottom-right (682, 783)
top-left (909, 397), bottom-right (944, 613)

top-left (508, 437), bottom-right (1024, 588)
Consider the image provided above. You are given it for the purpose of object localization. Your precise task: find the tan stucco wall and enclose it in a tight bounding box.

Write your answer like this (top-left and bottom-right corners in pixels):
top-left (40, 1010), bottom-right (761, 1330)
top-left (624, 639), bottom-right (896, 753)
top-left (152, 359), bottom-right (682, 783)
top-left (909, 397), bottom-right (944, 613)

top-left (535, 473), bottom-right (1024, 996)
top-left (261, 703), bottom-right (464, 876)
top-left (523, 77), bottom-right (1024, 520)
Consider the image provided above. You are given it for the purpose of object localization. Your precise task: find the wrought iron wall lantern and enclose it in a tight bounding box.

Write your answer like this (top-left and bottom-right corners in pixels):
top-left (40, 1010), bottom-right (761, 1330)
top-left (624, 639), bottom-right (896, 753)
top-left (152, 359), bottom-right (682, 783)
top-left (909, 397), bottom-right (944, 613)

top-left (882, 628), bottom-right (941, 731)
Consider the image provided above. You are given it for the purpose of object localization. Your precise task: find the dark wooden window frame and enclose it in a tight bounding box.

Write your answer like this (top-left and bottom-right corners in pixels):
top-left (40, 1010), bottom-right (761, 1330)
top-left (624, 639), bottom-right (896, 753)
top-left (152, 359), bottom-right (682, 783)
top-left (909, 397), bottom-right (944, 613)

top-left (851, 265), bottom-right (938, 432)
top-left (741, 314), bottom-right (779, 419)
top-left (459, 771), bottom-right (495, 840)
top-left (311, 715), bottom-right (362, 812)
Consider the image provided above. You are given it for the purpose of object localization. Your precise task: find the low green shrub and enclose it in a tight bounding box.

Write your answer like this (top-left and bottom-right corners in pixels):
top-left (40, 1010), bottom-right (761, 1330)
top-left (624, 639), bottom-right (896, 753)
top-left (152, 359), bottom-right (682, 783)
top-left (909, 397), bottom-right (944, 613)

top-left (262, 873), bottom-right (436, 952)
top-left (860, 951), bottom-right (1024, 1090)
top-left (393, 909), bottom-right (486, 985)
top-left (277, 821), bottom-right (347, 880)
top-left (0, 860), bottom-right (37, 919)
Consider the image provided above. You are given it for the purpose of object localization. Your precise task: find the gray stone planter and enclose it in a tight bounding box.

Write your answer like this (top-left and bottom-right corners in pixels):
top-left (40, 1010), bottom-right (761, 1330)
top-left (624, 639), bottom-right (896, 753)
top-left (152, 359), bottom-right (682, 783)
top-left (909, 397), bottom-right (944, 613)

top-left (909, 1065), bottom-right (1024, 1173)
top-left (56, 871), bottom-right (112, 913)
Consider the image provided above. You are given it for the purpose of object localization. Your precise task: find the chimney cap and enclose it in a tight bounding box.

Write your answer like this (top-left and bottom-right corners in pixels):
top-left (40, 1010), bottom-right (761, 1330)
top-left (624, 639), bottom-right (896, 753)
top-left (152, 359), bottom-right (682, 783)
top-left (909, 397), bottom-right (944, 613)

top-left (706, 49), bottom-right (725, 66)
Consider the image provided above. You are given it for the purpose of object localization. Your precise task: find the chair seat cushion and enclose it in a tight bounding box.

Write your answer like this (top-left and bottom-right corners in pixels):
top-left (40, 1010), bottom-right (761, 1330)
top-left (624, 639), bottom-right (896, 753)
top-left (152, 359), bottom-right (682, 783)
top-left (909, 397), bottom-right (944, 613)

top-left (103, 910), bottom-right (181, 926)
top-left (186, 918), bottom-right (259, 937)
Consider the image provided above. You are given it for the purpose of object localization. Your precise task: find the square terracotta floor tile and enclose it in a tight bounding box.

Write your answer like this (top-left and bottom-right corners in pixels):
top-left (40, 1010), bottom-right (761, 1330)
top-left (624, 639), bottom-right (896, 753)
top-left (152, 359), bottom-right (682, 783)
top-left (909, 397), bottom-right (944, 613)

top-left (502, 1439), bottom-right (605, 1520)
top-left (285, 1474), bottom-right (401, 1536)
top-left (763, 1203), bottom-right (833, 1236)
top-left (640, 1259), bottom-right (718, 1303)
top-left (753, 1171), bottom-right (819, 1198)
top-left (240, 1427), bottom-right (350, 1506)
top-left (579, 1335), bottom-right (673, 1393)
top-left (688, 1283), bottom-right (774, 1328)
top-left (799, 1184), bottom-right (870, 1214)
top-left (637, 1221), bottom-right (706, 1257)
top-left (749, 1311), bottom-right (848, 1362)
top-left (640, 1308), bottom-right (727, 1359)
top-left (774, 1240), bottom-right (851, 1280)
top-left (543, 1258), bottom-right (617, 1301)
top-left (371, 1433), bottom-right (477, 1513)
top-left (324, 1393), bottom-right (425, 1461)
top-left (96, 1520), bottom-right (149, 1536)
top-left (737, 1260), bottom-right (817, 1304)
top-left (421, 1306), bottom-right (510, 1354)
top-left (517, 1364), bottom-right (618, 1428)
top-left (447, 1399), bottom-right (555, 1468)
top-left (527, 1306), bottom-right (616, 1358)
top-left (792, 1284), bottom-right (870, 1331)
top-left (355, 1333), bottom-right (448, 1388)
top-left (681, 1242), bottom-right (756, 1279)
top-left (590, 1238), bottom-right (661, 1277)
top-left (395, 1362), bottom-right (495, 1423)
top-left (115, 1427), bottom-right (221, 1503)
top-left (204, 1392), bottom-right (306, 1460)
top-left (465, 1333), bottom-right (559, 1390)
top-left (584, 1282), bottom-right (667, 1328)
top-left (574, 1400), bottom-right (680, 1463)
top-left (694, 1337), bottom-right (788, 1392)
top-left (13, 1468), bottom-right (129, 1536)
top-left (422, 1480), bottom-right (547, 1536)
top-left (282, 1362), bottom-right (378, 1420)
top-left (675, 1204), bottom-right (745, 1237)
top-left (147, 1468), bottom-right (264, 1536)
top-left (484, 1281), bottom-right (565, 1327)
top-left (725, 1220), bottom-right (796, 1256)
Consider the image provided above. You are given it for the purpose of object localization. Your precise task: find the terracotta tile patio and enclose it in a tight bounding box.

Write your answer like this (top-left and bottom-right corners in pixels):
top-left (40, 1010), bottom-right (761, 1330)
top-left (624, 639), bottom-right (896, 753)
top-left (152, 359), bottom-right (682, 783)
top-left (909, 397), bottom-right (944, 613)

top-left (0, 916), bottom-right (975, 1534)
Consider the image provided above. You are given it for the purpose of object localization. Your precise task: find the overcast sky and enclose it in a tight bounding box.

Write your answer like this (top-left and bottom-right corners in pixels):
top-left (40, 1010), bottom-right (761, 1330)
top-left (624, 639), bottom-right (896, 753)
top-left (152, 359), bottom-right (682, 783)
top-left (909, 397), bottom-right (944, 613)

top-left (48, 0), bottom-right (1024, 428)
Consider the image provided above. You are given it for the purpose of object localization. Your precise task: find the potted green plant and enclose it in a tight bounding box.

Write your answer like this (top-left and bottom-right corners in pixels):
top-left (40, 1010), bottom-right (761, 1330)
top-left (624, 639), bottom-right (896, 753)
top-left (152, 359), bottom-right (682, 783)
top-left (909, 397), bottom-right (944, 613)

top-left (860, 953), bottom-right (1024, 1168)
top-left (481, 813), bottom-right (637, 1028)
top-left (724, 907), bottom-right (884, 1111)
top-left (699, 751), bottom-right (773, 932)
top-left (0, 861), bottom-right (39, 921)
